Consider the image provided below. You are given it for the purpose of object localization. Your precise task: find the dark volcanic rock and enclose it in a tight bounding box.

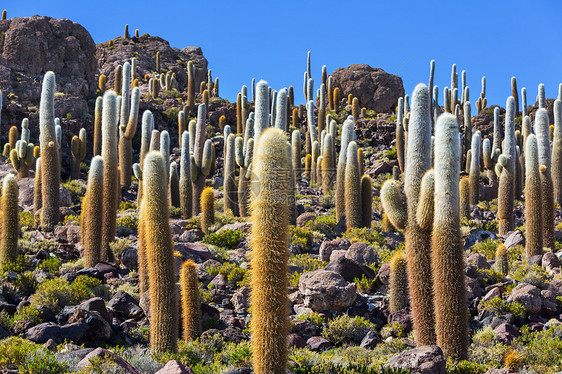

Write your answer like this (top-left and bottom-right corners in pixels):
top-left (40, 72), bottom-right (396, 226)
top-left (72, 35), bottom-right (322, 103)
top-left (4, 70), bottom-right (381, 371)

top-left (331, 64), bottom-right (404, 113)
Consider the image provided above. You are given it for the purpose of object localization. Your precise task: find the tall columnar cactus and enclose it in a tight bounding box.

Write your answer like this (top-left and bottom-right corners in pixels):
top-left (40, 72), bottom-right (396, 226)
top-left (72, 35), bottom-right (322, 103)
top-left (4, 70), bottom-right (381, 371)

top-left (1, 10), bottom-right (6, 20)
top-left (0, 174), bottom-right (18, 268)
top-left (389, 251), bottom-right (408, 313)
top-left (333, 87), bottom-right (341, 113)
top-left (469, 131), bottom-right (481, 205)
top-left (345, 141), bottom-right (362, 228)
top-left (118, 87), bottom-right (140, 188)
top-left (200, 187), bottom-right (215, 234)
top-left (236, 93), bottom-right (242, 134)
top-left (361, 175), bottom-right (372, 228)
top-left (10, 140), bottom-right (34, 178)
top-left (101, 91), bottom-right (120, 262)
top-left (139, 110), bottom-right (154, 171)
top-left (291, 130), bottom-right (301, 186)
top-left (311, 141), bottom-right (320, 185)
top-left (396, 97), bottom-right (405, 172)
top-left (275, 88), bottom-right (288, 132)
top-left (180, 259), bottom-right (201, 342)
top-left (495, 244), bottom-right (509, 275)
top-left (8, 126), bottom-right (18, 151)
top-left (93, 97), bottom-right (103, 156)
top-left (538, 83), bottom-right (546, 109)
top-left (552, 100), bottom-right (562, 205)
top-left (81, 156), bottom-right (104, 268)
top-left (114, 65), bottom-right (122, 95)
top-left (535, 108), bottom-right (554, 250)
top-left (511, 77), bottom-right (519, 117)
top-left (191, 104), bottom-right (212, 215)
top-left (160, 130), bottom-right (171, 189)
top-left (140, 151), bottom-right (178, 354)
top-left (304, 154), bottom-right (312, 180)
top-left (321, 133), bottom-right (335, 193)
top-left (179, 131), bottom-right (192, 219)
top-left (497, 97), bottom-right (516, 235)
top-left (380, 84), bottom-right (435, 346)
top-left (224, 134), bottom-right (237, 214)
top-left (185, 61), bottom-right (195, 111)
top-left (525, 134), bottom-right (543, 258)
top-left (249, 127), bottom-right (290, 374)
top-left (463, 101), bottom-right (472, 157)
top-left (336, 120), bottom-right (356, 220)
top-left (352, 97), bottom-right (360, 125)
top-left (459, 177), bottom-right (470, 220)
top-left (99, 74), bottom-right (106, 93)
top-left (236, 136), bottom-right (253, 217)
top-left (39, 72), bottom-right (60, 231)
top-left (170, 162), bottom-right (180, 208)
top-left (431, 112), bottom-right (468, 361)
top-left (34, 157), bottom-right (42, 220)
top-left (70, 130), bottom-right (86, 179)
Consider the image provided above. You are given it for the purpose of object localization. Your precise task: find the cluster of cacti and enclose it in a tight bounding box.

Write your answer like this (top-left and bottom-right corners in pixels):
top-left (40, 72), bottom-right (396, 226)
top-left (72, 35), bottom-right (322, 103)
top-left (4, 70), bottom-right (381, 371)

top-left (70, 129), bottom-right (86, 179)
top-left (118, 69), bottom-right (141, 188)
top-left (191, 104), bottom-right (213, 214)
top-left (10, 139), bottom-right (35, 178)
top-left (535, 108), bottom-right (555, 250)
top-left (475, 77), bottom-right (487, 115)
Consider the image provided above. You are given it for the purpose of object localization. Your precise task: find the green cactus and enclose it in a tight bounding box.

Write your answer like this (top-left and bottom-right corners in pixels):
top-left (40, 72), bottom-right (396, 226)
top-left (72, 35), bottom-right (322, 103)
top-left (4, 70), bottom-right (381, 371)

top-left (101, 90), bottom-right (120, 262)
top-left (81, 156), bottom-right (104, 268)
top-left (431, 112), bottom-right (468, 361)
top-left (10, 140), bottom-right (35, 178)
top-left (352, 97), bottom-right (360, 125)
top-left (345, 141), bottom-right (362, 229)
top-left (318, 84), bottom-right (326, 136)
top-left (191, 104), bottom-right (212, 215)
top-left (140, 151), bottom-right (178, 354)
top-left (524, 134), bottom-right (543, 258)
top-left (291, 130), bottom-right (301, 186)
top-left (552, 100), bottom-right (562, 205)
top-left (538, 83), bottom-right (546, 109)
top-left (511, 77), bottom-right (519, 117)
top-left (380, 83), bottom-right (435, 346)
top-left (498, 97), bottom-right (516, 235)
top-left (39, 71), bottom-right (60, 231)
top-left (114, 64), bottom-right (122, 95)
top-left (249, 127), bottom-right (290, 374)
top-left (160, 130), bottom-right (170, 189)
top-left (224, 134), bottom-right (237, 215)
top-left (336, 120), bottom-right (356, 221)
top-left (361, 175), bottom-right (372, 228)
top-left (0, 174), bottom-right (19, 268)
top-left (311, 141), bottom-right (319, 185)
top-left (459, 177), bottom-right (470, 220)
top-left (200, 187), bottom-right (215, 234)
top-left (389, 251), bottom-right (408, 313)
top-left (93, 96), bottom-right (103, 157)
top-left (416, 171), bottom-right (435, 231)
top-left (535, 108), bottom-right (554, 250)
top-left (180, 259), bottom-right (201, 342)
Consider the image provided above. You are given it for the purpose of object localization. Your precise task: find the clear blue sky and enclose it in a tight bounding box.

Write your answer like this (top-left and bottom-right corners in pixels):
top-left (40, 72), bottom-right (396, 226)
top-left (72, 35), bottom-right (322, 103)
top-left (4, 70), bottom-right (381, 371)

top-left (5, 0), bottom-right (562, 110)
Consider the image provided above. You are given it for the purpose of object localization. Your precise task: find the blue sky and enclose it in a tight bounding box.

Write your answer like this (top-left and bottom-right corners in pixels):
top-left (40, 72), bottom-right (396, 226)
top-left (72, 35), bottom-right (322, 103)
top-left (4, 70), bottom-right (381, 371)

top-left (5, 0), bottom-right (562, 110)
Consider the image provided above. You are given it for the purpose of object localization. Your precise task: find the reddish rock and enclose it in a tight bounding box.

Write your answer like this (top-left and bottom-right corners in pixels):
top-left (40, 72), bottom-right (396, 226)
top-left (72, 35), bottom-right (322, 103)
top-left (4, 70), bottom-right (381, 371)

top-left (156, 360), bottom-right (195, 374)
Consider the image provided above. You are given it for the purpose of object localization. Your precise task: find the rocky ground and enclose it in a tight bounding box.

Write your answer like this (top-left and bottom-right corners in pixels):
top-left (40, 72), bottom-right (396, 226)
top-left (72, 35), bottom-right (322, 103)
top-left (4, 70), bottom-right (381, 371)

top-left (1, 12), bottom-right (562, 374)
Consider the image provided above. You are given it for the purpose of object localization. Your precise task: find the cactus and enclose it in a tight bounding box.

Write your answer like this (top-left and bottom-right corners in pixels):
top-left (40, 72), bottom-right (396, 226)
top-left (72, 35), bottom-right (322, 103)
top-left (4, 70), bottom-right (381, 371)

top-left (160, 130), bottom-right (171, 189)
top-left (81, 156), bottom-right (104, 268)
top-left (333, 87), bottom-right (341, 113)
top-left (191, 104), bottom-right (212, 215)
top-left (552, 100), bottom-right (562, 205)
top-left (498, 97), bottom-right (516, 235)
top-left (459, 177), bottom-right (470, 220)
top-left (0, 174), bottom-right (18, 268)
top-left (200, 187), bottom-right (215, 234)
top-left (396, 97), bottom-right (405, 172)
top-left (179, 131), bottom-right (192, 219)
top-left (352, 97), bottom-right (360, 124)
top-left (321, 133), bottom-right (335, 193)
top-left (1, 9), bottom-right (6, 20)
top-left (151, 78), bottom-right (159, 99)
top-left (463, 101), bottom-right (472, 158)
top-left (538, 83), bottom-right (546, 109)
top-left (124, 24), bottom-right (129, 38)
top-left (101, 91), bottom-right (120, 262)
top-left (524, 134), bottom-right (543, 258)
top-left (20, 118), bottom-right (29, 143)
top-left (8, 125), bottom-right (18, 151)
top-left (202, 89), bottom-right (209, 110)
top-left (431, 112), bottom-right (468, 361)
top-left (380, 84), bottom-right (435, 346)
top-left (335, 120), bottom-right (356, 220)
top-left (511, 77), bottom-right (519, 117)
top-left (535, 108), bottom-right (554, 250)
top-left (155, 51), bottom-right (160, 72)
top-left (39, 72), bottom-right (60, 231)
top-left (249, 127), bottom-right (290, 374)
top-left (495, 244), bottom-right (509, 275)
top-left (114, 64), bottom-right (122, 95)
top-left (389, 251), bottom-right (408, 313)
top-left (186, 61), bottom-right (195, 111)
top-left (140, 151), bottom-right (178, 354)
top-left (34, 157), bottom-right (42, 220)
top-left (345, 141), bottom-right (362, 228)
top-left (469, 131), bottom-right (481, 205)
top-left (224, 134), bottom-right (237, 214)
top-left (236, 93), bottom-right (242, 134)
top-left (416, 171), bottom-right (435, 231)
top-left (275, 88), bottom-right (288, 132)
top-left (70, 130), bottom-right (86, 179)
top-left (304, 154), bottom-right (312, 180)
top-left (180, 259), bottom-right (201, 342)
top-left (10, 140), bottom-right (35, 178)
top-left (93, 96), bottom-right (103, 156)
top-left (139, 110), bottom-right (154, 171)
top-left (170, 162), bottom-right (180, 208)
top-left (291, 130), bottom-right (301, 186)
top-left (361, 175), bottom-right (372, 228)
top-left (237, 137), bottom-right (254, 217)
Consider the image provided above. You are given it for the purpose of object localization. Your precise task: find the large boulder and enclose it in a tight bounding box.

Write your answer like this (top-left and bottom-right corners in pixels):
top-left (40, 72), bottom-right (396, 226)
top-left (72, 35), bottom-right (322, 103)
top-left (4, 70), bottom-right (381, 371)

top-left (331, 64), bottom-right (404, 113)
top-left (384, 345), bottom-right (446, 374)
top-left (508, 283), bottom-right (541, 314)
top-left (299, 270), bottom-right (356, 312)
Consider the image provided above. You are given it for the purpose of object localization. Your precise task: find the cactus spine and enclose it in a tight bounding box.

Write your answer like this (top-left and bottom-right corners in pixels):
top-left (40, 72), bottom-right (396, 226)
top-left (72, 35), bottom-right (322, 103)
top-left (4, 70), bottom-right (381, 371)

top-left (345, 141), bottom-right (362, 228)
top-left (0, 174), bottom-right (19, 268)
top-left (291, 130), bottom-right (301, 186)
top-left (224, 134), bottom-right (237, 214)
top-left (180, 259), bottom-right (201, 342)
top-left (81, 156), bottom-right (104, 268)
top-left (200, 187), bottom-right (215, 234)
top-left (39, 72), bottom-right (60, 231)
top-left (535, 108), bottom-right (554, 250)
top-left (432, 112), bottom-right (468, 361)
top-left (525, 134), bottom-right (543, 258)
top-left (141, 151), bottom-right (178, 354)
top-left (249, 127), bottom-right (290, 374)
top-left (236, 136), bottom-right (253, 217)
top-left (498, 97), bottom-right (516, 235)
top-left (101, 91), bottom-right (119, 262)
top-left (396, 97), bottom-right (405, 172)
top-left (389, 251), bottom-right (408, 313)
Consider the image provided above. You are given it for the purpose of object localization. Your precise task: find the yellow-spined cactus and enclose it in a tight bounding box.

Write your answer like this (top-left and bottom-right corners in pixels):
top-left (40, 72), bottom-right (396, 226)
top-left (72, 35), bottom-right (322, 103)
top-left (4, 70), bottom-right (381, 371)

top-left (81, 156), bottom-right (104, 268)
top-left (180, 260), bottom-right (201, 342)
top-left (200, 187), bottom-right (215, 234)
top-left (389, 251), bottom-right (408, 313)
top-left (0, 174), bottom-right (19, 268)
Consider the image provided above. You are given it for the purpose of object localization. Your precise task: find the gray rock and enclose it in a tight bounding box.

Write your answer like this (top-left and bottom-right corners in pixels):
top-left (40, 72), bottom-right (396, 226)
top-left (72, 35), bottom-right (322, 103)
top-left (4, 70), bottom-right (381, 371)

top-left (324, 256), bottom-right (375, 282)
top-left (384, 345), bottom-right (446, 374)
top-left (464, 229), bottom-right (497, 250)
top-left (24, 322), bottom-right (88, 344)
top-left (76, 347), bottom-right (139, 373)
top-left (156, 360), bottom-right (195, 374)
top-left (67, 308), bottom-right (112, 342)
top-left (543, 251), bottom-right (561, 271)
top-left (508, 283), bottom-right (541, 314)
top-left (319, 239), bottom-right (351, 262)
top-left (306, 336), bottom-right (331, 351)
top-left (299, 270), bottom-right (356, 312)
top-left (231, 286), bottom-right (250, 314)
top-left (494, 323), bottom-right (519, 345)
top-left (345, 242), bottom-right (377, 265)
top-left (504, 230), bottom-right (525, 248)
top-left (466, 253), bottom-right (490, 269)
top-left (175, 242), bottom-right (212, 261)
top-left (107, 291), bottom-right (143, 318)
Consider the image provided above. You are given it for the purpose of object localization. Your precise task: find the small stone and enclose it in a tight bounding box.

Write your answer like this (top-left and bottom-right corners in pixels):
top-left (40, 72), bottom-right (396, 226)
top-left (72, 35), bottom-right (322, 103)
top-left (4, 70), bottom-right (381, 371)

top-left (306, 336), bottom-right (331, 351)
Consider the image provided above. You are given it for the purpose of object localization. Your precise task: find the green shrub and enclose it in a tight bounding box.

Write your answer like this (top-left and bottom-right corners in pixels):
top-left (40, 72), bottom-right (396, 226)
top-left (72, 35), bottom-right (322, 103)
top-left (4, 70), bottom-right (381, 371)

top-left (477, 297), bottom-right (526, 318)
top-left (119, 201), bottom-right (137, 212)
top-left (510, 263), bottom-right (550, 288)
top-left (470, 238), bottom-right (503, 260)
top-left (19, 211), bottom-right (34, 231)
top-left (203, 229), bottom-right (241, 249)
top-left (321, 314), bottom-right (375, 346)
top-left (445, 360), bottom-right (487, 374)
top-left (306, 214), bottom-right (338, 235)
top-left (0, 337), bottom-right (40, 370)
top-left (170, 206), bottom-right (182, 218)
top-left (342, 228), bottom-right (384, 247)
top-left (31, 278), bottom-right (76, 312)
top-left (206, 262), bottom-right (247, 287)
top-left (12, 305), bottom-right (42, 324)
top-left (62, 214), bottom-right (79, 225)
top-left (116, 214), bottom-right (138, 234)
top-left (110, 238), bottom-right (133, 261)
top-left (289, 254), bottom-right (327, 272)
top-left (18, 348), bottom-right (68, 374)
top-left (296, 312), bottom-right (325, 327)
top-left (62, 179), bottom-right (86, 206)
top-left (290, 227), bottom-right (314, 251)
top-left (37, 257), bottom-right (61, 274)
